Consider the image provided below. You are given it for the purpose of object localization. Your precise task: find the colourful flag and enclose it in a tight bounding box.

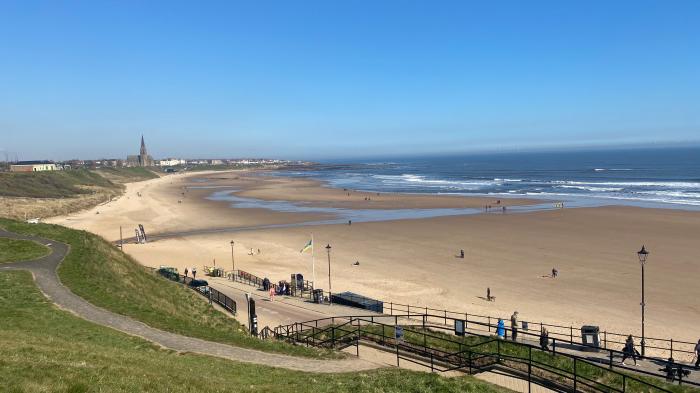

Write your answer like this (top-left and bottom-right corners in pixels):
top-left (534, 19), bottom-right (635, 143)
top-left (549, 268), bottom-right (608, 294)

top-left (300, 239), bottom-right (313, 253)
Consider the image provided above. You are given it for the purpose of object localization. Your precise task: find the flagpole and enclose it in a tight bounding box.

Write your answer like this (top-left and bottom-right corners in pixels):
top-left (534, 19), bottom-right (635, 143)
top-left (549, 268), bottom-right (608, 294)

top-left (311, 233), bottom-right (316, 288)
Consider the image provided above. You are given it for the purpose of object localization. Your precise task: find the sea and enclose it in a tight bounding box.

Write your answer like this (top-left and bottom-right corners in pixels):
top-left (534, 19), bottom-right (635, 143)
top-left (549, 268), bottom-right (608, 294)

top-left (272, 147), bottom-right (700, 210)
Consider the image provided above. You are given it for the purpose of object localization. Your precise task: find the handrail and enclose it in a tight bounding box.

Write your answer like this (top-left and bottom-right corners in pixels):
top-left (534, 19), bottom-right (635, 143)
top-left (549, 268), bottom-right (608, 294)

top-left (233, 266), bottom-right (695, 358)
top-left (149, 267), bottom-right (237, 315)
top-left (274, 314), bottom-right (695, 391)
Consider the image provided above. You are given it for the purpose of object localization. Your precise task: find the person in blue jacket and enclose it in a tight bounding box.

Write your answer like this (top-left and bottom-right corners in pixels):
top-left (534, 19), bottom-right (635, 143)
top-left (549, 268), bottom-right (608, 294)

top-left (497, 318), bottom-right (505, 339)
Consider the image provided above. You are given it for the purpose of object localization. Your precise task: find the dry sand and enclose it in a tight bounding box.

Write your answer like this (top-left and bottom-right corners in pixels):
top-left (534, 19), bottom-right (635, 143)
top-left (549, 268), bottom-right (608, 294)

top-left (49, 170), bottom-right (700, 357)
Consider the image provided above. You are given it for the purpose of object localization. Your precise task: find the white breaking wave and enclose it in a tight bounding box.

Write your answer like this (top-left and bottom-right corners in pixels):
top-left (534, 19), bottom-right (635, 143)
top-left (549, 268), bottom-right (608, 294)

top-left (556, 185), bottom-right (624, 192)
top-left (371, 174), bottom-right (500, 189)
top-left (549, 180), bottom-right (700, 188)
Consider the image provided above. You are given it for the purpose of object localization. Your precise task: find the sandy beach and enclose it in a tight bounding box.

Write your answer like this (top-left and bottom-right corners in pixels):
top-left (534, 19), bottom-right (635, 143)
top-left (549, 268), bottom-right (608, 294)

top-left (49, 170), bottom-right (700, 356)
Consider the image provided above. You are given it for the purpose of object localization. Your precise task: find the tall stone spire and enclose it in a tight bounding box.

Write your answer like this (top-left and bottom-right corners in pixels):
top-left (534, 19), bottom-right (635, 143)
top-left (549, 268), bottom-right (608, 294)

top-left (139, 135), bottom-right (149, 167)
top-left (140, 135), bottom-right (147, 158)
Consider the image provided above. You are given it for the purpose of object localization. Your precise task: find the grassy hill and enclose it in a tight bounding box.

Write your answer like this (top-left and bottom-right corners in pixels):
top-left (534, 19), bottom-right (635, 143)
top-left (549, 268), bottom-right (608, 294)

top-left (0, 218), bottom-right (329, 358)
top-left (94, 167), bottom-right (159, 184)
top-left (0, 167), bottom-right (158, 220)
top-left (0, 169), bottom-right (118, 198)
top-left (0, 269), bottom-right (510, 393)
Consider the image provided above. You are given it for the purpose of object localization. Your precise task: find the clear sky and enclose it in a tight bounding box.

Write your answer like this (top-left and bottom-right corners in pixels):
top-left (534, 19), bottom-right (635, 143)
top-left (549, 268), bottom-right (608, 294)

top-left (1, 1), bottom-right (698, 161)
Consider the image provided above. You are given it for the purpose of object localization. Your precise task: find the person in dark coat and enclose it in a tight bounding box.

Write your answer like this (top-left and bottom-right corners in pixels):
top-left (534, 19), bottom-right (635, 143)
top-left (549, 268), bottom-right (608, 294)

top-left (621, 335), bottom-right (638, 366)
top-left (540, 327), bottom-right (550, 350)
top-left (510, 311), bottom-right (519, 341)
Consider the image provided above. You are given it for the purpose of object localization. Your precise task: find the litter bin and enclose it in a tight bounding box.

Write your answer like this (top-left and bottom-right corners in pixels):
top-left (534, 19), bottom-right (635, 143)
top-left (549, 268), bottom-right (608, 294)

top-left (581, 325), bottom-right (601, 351)
top-left (521, 321), bottom-right (529, 331)
top-left (313, 289), bottom-right (324, 304)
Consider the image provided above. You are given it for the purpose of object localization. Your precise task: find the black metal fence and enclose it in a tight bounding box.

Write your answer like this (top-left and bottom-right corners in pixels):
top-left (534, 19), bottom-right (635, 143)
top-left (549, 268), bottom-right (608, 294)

top-left (150, 267), bottom-right (236, 315)
top-left (381, 302), bottom-right (697, 360)
top-left (226, 265), bottom-right (696, 360)
top-left (227, 269), bottom-right (314, 299)
top-left (274, 313), bottom-right (698, 392)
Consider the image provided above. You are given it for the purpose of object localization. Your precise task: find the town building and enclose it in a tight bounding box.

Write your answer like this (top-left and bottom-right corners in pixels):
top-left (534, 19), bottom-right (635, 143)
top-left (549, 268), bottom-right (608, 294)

top-left (10, 160), bottom-right (57, 172)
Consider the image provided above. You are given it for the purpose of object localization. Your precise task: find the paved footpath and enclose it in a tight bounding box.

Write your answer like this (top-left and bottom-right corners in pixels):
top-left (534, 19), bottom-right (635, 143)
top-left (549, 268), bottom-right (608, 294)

top-left (0, 229), bottom-right (381, 373)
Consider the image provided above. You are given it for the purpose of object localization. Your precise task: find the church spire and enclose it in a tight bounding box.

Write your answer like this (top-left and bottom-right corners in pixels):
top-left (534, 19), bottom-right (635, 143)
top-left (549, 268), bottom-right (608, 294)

top-left (139, 135), bottom-right (149, 166)
top-left (140, 135), bottom-right (147, 157)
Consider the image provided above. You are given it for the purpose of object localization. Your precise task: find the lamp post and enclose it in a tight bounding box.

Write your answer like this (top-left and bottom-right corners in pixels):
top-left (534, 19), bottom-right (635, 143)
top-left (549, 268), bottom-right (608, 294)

top-left (230, 240), bottom-right (235, 277)
top-left (637, 245), bottom-right (649, 356)
top-left (326, 244), bottom-right (332, 304)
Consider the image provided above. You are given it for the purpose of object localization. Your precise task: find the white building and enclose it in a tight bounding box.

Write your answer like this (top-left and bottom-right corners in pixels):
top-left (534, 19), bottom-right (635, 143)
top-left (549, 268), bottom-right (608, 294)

top-left (10, 161), bottom-right (57, 172)
top-left (157, 158), bottom-right (186, 166)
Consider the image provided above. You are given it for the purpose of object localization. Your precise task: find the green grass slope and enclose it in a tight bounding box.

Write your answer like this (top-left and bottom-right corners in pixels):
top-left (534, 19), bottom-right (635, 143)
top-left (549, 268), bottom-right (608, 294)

top-left (0, 219), bottom-right (325, 358)
top-left (0, 270), bottom-right (511, 393)
top-left (0, 169), bottom-right (119, 198)
top-left (0, 238), bottom-right (50, 263)
top-left (95, 167), bottom-right (159, 183)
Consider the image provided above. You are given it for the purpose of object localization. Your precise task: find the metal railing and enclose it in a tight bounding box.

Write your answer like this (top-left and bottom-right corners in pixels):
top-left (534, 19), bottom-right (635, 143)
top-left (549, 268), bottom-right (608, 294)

top-left (150, 267), bottom-right (237, 315)
top-left (227, 269), bottom-right (314, 298)
top-left (225, 265), bottom-right (697, 360)
top-left (274, 313), bottom-right (697, 392)
top-left (380, 302), bottom-right (697, 360)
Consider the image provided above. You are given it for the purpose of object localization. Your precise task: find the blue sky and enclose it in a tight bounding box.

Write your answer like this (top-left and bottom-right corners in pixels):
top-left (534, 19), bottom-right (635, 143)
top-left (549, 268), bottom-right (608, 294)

top-left (1, 1), bottom-right (698, 160)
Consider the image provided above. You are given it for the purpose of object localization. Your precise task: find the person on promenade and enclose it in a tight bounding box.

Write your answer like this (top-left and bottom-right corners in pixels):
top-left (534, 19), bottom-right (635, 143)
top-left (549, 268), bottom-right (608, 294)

top-left (497, 319), bottom-right (505, 339)
top-left (540, 327), bottom-right (549, 350)
top-left (694, 339), bottom-right (700, 369)
top-left (192, 267), bottom-right (197, 280)
top-left (621, 335), bottom-right (638, 366)
top-left (510, 311), bottom-right (519, 341)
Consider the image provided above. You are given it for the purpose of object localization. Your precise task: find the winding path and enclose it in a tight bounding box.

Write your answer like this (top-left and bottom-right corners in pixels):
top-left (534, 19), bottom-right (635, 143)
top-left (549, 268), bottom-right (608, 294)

top-left (0, 229), bottom-right (380, 373)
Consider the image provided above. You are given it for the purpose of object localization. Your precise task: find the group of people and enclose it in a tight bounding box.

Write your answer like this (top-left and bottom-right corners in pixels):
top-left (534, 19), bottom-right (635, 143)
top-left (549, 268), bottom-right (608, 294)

top-left (495, 311), bottom-right (522, 341)
top-left (183, 266), bottom-right (197, 280)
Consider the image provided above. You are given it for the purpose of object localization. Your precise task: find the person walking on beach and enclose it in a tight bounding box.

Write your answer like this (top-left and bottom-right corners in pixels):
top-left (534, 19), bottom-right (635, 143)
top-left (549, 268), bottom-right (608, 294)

top-left (497, 319), bottom-right (505, 339)
top-left (510, 311), bottom-right (519, 341)
top-left (192, 267), bottom-right (197, 280)
top-left (694, 339), bottom-right (700, 369)
top-left (540, 327), bottom-right (550, 350)
top-left (460, 249), bottom-right (465, 258)
top-left (552, 268), bottom-right (558, 278)
top-left (621, 335), bottom-right (638, 366)
top-left (486, 287), bottom-right (491, 301)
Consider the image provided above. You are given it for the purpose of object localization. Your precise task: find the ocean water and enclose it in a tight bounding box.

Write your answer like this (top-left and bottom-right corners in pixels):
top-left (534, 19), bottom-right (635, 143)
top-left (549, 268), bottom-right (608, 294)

top-left (274, 147), bottom-right (700, 209)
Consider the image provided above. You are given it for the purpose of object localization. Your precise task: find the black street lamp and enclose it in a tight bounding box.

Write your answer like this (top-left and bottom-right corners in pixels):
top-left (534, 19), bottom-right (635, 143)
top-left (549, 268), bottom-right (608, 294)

top-left (326, 244), bottom-right (332, 304)
top-left (230, 240), bottom-right (235, 274)
top-left (637, 245), bottom-right (649, 356)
